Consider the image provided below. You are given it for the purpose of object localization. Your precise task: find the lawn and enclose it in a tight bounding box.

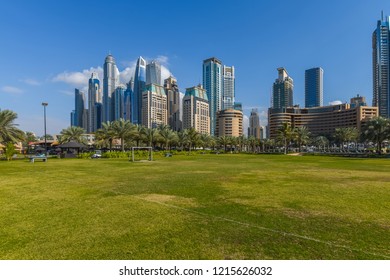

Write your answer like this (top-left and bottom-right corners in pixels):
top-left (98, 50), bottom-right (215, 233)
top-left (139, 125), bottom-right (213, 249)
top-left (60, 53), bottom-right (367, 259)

top-left (0, 154), bottom-right (389, 259)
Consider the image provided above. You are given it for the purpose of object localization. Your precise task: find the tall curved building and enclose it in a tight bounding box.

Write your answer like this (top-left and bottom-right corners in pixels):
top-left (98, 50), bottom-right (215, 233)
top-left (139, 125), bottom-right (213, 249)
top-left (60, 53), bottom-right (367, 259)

top-left (103, 54), bottom-right (119, 122)
top-left (132, 56), bottom-right (146, 124)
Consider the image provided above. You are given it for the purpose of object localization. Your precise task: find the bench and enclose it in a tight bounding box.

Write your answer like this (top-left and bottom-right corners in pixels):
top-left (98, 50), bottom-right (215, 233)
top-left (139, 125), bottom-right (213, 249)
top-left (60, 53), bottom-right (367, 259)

top-left (165, 153), bottom-right (172, 157)
top-left (29, 156), bottom-right (47, 163)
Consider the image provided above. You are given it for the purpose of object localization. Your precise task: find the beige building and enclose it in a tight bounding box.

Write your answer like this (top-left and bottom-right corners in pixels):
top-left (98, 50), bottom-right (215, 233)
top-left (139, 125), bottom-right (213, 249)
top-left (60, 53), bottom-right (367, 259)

top-left (215, 109), bottom-right (243, 137)
top-left (268, 103), bottom-right (378, 139)
top-left (142, 84), bottom-right (168, 128)
top-left (183, 85), bottom-right (210, 134)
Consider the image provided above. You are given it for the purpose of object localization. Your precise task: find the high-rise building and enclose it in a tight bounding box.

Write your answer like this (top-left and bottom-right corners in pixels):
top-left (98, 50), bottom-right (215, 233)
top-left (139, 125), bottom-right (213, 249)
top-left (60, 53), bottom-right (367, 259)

top-left (223, 65), bottom-right (235, 110)
top-left (103, 54), bottom-right (119, 122)
top-left (142, 84), bottom-right (167, 128)
top-left (248, 108), bottom-right (261, 139)
top-left (164, 76), bottom-right (182, 131)
top-left (183, 85), bottom-right (210, 135)
top-left (215, 109), bottom-right (243, 137)
top-left (132, 56), bottom-right (146, 124)
top-left (146, 60), bottom-right (162, 86)
top-left (87, 72), bottom-right (101, 133)
top-left (74, 88), bottom-right (86, 128)
top-left (305, 67), bottom-right (323, 108)
top-left (203, 57), bottom-right (223, 135)
top-left (123, 78), bottom-right (133, 121)
top-left (350, 94), bottom-right (367, 108)
top-left (373, 13), bottom-right (390, 118)
top-left (272, 67), bottom-right (293, 109)
top-left (114, 85), bottom-right (125, 120)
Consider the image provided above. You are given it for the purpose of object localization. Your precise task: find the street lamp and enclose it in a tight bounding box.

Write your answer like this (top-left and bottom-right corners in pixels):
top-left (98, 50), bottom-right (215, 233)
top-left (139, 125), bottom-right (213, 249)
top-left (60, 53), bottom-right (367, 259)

top-left (42, 102), bottom-right (48, 155)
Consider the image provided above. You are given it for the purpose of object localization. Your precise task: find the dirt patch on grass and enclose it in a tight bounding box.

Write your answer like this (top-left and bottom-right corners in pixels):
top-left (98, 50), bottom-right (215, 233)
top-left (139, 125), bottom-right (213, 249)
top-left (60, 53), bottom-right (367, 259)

top-left (141, 193), bottom-right (198, 207)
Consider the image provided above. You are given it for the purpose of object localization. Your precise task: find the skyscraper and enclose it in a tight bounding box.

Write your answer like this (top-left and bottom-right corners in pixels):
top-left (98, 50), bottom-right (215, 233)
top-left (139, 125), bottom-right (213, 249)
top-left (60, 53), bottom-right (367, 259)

top-left (132, 56), bottom-right (146, 124)
top-left (215, 109), bottom-right (243, 137)
top-left (203, 57), bottom-right (223, 135)
top-left (183, 85), bottom-right (210, 134)
top-left (113, 84), bottom-right (125, 120)
top-left (223, 65), bottom-right (235, 110)
top-left (123, 78), bottom-right (133, 121)
top-left (87, 72), bottom-right (101, 133)
top-left (373, 13), bottom-right (390, 118)
top-left (272, 67), bottom-right (293, 109)
top-left (141, 84), bottom-right (167, 128)
top-left (248, 108), bottom-right (261, 139)
top-left (103, 54), bottom-right (119, 122)
top-left (164, 76), bottom-right (182, 131)
top-left (305, 67), bottom-right (323, 108)
top-left (74, 88), bottom-right (86, 128)
top-left (146, 60), bottom-right (162, 86)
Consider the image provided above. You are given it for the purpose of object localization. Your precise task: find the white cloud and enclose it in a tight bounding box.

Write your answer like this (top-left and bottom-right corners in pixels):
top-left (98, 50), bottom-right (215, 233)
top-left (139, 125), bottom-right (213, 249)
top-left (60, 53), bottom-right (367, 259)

top-left (1, 86), bottom-right (23, 94)
top-left (21, 78), bottom-right (41, 86)
top-left (52, 67), bottom-right (103, 88)
top-left (329, 100), bottom-right (342, 105)
top-left (53, 55), bottom-right (172, 90)
top-left (155, 55), bottom-right (169, 65)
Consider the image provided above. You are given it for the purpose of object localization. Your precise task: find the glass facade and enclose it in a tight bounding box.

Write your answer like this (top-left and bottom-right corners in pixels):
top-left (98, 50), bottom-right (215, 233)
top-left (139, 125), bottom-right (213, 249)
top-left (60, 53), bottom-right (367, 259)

top-left (132, 56), bottom-right (146, 125)
top-left (373, 15), bottom-right (390, 118)
top-left (305, 67), bottom-right (323, 108)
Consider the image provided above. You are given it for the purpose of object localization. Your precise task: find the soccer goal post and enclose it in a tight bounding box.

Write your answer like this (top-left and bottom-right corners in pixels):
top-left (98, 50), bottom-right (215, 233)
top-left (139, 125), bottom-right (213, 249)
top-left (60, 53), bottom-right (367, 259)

top-left (131, 147), bottom-right (153, 162)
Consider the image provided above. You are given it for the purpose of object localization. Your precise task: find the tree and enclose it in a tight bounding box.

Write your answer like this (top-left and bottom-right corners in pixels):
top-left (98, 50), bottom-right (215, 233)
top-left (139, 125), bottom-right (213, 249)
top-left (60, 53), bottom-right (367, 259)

top-left (294, 126), bottom-right (311, 152)
top-left (177, 130), bottom-right (188, 151)
top-left (313, 136), bottom-right (329, 152)
top-left (185, 128), bottom-right (199, 152)
top-left (334, 127), bottom-right (358, 151)
top-left (159, 125), bottom-right (176, 151)
top-left (4, 142), bottom-right (16, 161)
top-left (218, 135), bottom-right (230, 152)
top-left (60, 126), bottom-right (87, 144)
top-left (142, 127), bottom-right (159, 148)
top-left (247, 136), bottom-right (257, 153)
top-left (361, 116), bottom-right (390, 154)
top-left (112, 119), bottom-right (134, 152)
top-left (277, 122), bottom-right (293, 154)
top-left (0, 109), bottom-right (25, 144)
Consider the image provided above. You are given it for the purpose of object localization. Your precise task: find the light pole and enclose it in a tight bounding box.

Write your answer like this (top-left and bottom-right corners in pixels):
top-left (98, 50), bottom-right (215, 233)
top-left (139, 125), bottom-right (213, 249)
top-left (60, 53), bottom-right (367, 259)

top-left (42, 102), bottom-right (48, 155)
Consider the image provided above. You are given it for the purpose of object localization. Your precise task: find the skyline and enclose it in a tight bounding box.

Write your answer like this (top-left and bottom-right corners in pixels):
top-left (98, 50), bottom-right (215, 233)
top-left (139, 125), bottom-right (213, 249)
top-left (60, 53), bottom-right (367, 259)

top-left (1, 0), bottom-right (390, 135)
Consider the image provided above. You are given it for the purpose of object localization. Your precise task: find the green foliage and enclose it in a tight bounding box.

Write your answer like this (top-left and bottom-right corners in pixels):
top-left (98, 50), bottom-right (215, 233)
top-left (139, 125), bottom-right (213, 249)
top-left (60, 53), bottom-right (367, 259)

top-left (0, 109), bottom-right (25, 144)
top-left (4, 142), bottom-right (17, 161)
top-left (60, 126), bottom-right (87, 144)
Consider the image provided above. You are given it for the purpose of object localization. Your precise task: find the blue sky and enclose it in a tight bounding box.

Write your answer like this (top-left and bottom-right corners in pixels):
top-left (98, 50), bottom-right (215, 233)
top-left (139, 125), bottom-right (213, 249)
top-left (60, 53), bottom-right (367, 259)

top-left (1, 0), bottom-right (389, 135)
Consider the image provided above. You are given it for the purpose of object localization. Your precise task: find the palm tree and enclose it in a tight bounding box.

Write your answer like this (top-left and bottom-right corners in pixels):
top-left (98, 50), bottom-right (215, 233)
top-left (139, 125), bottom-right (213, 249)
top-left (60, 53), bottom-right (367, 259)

top-left (159, 125), bottom-right (177, 151)
top-left (247, 136), bottom-right (257, 153)
top-left (0, 109), bottom-right (25, 144)
top-left (361, 116), bottom-right (390, 154)
top-left (199, 133), bottom-right (211, 150)
top-left (95, 122), bottom-right (115, 150)
top-left (60, 126), bottom-right (86, 144)
top-left (177, 130), bottom-right (188, 151)
top-left (277, 122), bottom-right (293, 154)
top-left (313, 136), bottom-right (329, 152)
top-left (112, 119), bottom-right (134, 152)
top-left (132, 124), bottom-right (144, 147)
top-left (218, 135), bottom-right (230, 152)
top-left (185, 128), bottom-right (199, 152)
top-left (142, 127), bottom-right (159, 148)
top-left (294, 126), bottom-right (311, 152)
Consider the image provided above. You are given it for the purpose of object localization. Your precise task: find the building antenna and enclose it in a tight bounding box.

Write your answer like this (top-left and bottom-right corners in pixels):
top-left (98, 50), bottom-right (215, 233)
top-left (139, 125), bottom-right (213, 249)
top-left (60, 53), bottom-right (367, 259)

top-left (382, 10), bottom-right (384, 21)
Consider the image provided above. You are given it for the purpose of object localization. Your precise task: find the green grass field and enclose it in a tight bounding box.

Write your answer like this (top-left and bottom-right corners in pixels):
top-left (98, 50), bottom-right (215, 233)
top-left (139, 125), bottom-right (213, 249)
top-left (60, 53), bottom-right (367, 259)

top-left (1, 154), bottom-right (390, 260)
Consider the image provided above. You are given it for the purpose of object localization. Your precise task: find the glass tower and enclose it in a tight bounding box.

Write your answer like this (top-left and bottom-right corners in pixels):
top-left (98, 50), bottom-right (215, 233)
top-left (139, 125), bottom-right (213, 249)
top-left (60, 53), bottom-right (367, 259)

top-left (223, 65), bottom-right (235, 110)
top-left (74, 88), bottom-right (85, 128)
top-left (373, 13), bottom-right (390, 118)
top-left (203, 57), bottom-right (223, 135)
top-left (305, 67), bottom-right (323, 108)
top-left (146, 60), bottom-right (162, 86)
top-left (272, 67), bottom-right (293, 109)
top-left (88, 72), bottom-right (101, 132)
top-left (103, 54), bottom-right (119, 122)
top-left (132, 56), bottom-right (146, 124)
